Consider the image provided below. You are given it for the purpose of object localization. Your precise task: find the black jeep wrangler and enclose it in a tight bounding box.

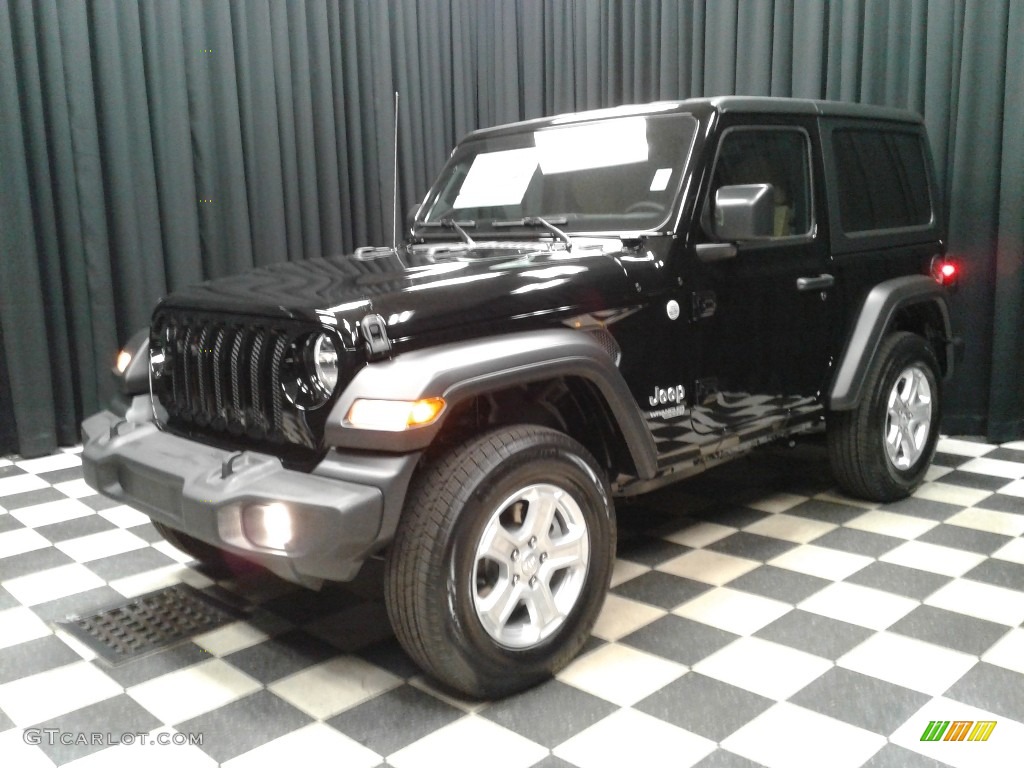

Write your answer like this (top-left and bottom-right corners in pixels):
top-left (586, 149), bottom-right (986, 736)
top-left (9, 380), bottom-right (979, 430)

top-left (83, 97), bottom-right (959, 697)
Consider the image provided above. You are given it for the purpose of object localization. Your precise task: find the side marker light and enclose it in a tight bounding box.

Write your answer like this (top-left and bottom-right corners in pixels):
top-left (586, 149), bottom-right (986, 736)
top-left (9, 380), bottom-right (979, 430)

top-left (346, 397), bottom-right (446, 431)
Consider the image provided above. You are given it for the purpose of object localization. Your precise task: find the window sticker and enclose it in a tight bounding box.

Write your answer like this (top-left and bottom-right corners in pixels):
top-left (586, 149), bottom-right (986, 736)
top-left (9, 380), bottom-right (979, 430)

top-left (649, 167), bottom-right (673, 192)
top-left (452, 147), bottom-right (539, 209)
top-left (535, 117), bottom-right (649, 174)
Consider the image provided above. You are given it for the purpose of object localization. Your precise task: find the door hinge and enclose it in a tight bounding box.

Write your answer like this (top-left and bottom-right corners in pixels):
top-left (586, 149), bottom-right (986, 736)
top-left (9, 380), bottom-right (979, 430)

top-left (694, 377), bottom-right (719, 404)
top-left (691, 290), bottom-right (717, 320)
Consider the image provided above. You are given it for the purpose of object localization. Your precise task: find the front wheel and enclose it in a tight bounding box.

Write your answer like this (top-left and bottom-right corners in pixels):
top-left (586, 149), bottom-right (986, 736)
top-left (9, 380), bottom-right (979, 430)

top-left (384, 425), bottom-right (615, 698)
top-left (827, 331), bottom-right (941, 502)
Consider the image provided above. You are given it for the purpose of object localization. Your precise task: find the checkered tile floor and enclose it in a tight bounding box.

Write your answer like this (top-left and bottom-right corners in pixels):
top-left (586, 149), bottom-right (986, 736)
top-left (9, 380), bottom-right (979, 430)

top-left (2, 436), bottom-right (1023, 767)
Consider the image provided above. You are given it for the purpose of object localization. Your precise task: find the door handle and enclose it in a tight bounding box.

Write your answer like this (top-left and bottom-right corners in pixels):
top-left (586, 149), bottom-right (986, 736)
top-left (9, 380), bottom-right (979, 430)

top-left (796, 273), bottom-right (835, 291)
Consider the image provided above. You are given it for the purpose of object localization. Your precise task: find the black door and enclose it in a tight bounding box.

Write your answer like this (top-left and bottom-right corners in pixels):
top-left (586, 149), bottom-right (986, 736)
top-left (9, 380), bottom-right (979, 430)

top-left (685, 120), bottom-right (837, 437)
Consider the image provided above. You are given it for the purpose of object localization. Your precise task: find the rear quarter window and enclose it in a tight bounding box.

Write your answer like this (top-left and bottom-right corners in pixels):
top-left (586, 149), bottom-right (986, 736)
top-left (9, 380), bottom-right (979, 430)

top-left (832, 129), bottom-right (932, 233)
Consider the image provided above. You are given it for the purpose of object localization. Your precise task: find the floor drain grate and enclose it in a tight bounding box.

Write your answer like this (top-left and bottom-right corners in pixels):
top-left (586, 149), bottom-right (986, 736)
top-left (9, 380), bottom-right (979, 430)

top-left (57, 584), bottom-right (243, 664)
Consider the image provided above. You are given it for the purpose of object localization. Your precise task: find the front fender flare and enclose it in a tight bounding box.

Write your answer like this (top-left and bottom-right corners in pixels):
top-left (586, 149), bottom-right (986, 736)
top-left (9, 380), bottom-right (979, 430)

top-left (828, 275), bottom-right (953, 411)
top-left (324, 328), bottom-right (659, 479)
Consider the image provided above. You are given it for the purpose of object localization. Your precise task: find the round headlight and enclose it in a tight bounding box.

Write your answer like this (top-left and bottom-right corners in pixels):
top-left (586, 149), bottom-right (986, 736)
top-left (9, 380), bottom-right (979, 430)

top-left (311, 334), bottom-right (339, 394)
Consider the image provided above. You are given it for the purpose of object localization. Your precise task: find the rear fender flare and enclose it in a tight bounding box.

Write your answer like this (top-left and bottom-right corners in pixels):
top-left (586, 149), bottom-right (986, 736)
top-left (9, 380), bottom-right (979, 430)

top-left (829, 275), bottom-right (953, 411)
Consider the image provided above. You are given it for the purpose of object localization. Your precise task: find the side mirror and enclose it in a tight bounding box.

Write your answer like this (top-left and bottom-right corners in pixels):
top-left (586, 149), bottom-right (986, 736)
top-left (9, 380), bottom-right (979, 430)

top-left (713, 183), bottom-right (775, 241)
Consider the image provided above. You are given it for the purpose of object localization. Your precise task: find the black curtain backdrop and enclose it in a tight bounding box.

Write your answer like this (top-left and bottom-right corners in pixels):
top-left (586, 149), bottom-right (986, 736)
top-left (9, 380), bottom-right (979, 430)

top-left (0, 326), bottom-right (15, 455)
top-left (0, 0), bottom-right (1021, 457)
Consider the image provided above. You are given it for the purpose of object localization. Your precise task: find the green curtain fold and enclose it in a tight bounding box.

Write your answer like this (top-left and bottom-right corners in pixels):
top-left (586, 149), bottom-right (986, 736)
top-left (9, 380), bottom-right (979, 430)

top-left (1, 0), bottom-right (1021, 456)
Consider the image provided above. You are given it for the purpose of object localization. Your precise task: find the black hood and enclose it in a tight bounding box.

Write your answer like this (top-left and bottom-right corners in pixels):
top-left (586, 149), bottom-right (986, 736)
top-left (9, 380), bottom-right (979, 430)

top-left (157, 239), bottom-right (670, 349)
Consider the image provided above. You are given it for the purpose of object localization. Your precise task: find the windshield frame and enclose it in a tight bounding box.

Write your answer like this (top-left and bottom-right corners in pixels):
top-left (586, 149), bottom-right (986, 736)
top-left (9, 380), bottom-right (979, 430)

top-left (412, 110), bottom-right (700, 242)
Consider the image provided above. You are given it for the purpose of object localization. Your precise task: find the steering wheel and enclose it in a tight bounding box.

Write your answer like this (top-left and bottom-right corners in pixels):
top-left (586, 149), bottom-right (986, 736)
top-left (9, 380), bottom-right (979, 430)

top-left (625, 201), bottom-right (665, 215)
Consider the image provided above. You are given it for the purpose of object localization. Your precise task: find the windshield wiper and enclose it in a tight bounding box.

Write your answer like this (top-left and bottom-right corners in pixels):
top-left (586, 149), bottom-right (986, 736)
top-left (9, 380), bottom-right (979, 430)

top-left (422, 217), bottom-right (476, 246)
top-left (493, 216), bottom-right (573, 251)
top-left (418, 217), bottom-right (477, 246)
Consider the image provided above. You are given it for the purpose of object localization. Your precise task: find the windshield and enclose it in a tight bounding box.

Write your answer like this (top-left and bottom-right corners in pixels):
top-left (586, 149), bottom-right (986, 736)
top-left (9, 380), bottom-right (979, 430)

top-left (417, 112), bottom-right (698, 236)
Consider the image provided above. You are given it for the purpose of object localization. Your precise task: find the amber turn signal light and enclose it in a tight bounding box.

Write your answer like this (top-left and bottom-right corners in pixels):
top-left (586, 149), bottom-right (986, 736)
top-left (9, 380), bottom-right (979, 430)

top-left (115, 349), bottom-right (132, 374)
top-left (346, 397), bottom-right (446, 431)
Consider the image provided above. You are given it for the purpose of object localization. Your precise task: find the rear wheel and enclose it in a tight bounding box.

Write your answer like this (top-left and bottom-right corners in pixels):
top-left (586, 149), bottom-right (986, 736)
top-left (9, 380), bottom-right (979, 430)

top-left (828, 331), bottom-right (941, 501)
top-left (385, 425), bottom-right (615, 698)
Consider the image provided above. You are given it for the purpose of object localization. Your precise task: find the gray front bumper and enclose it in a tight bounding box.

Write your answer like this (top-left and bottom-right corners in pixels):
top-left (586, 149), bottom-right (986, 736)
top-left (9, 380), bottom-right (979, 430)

top-left (82, 406), bottom-right (419, 586)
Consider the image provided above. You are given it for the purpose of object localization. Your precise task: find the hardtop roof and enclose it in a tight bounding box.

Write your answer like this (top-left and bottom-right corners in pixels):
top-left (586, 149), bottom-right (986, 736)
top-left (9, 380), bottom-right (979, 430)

top-left (467, 96), bottom-right (922, 141)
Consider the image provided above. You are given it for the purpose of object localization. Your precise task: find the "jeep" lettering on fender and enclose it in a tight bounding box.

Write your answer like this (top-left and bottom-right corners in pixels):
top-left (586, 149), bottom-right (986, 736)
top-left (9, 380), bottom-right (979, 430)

top-left (649, 385), bottom-right (686, 407)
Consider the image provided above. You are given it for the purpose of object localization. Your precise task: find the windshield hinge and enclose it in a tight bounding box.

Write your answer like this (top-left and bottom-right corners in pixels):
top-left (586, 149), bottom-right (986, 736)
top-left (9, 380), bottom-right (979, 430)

top-left (360, 313), bottom-right (392, 361)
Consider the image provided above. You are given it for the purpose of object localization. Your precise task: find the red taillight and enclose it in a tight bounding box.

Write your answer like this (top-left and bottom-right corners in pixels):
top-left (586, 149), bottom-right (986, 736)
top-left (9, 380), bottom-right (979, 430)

top-left (931, 257), bottom-right (959, 287)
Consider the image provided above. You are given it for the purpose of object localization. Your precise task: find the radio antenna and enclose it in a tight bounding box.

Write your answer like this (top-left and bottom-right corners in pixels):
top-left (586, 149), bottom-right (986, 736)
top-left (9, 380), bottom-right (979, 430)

top-left (391, 91), bottom-right (400, 251)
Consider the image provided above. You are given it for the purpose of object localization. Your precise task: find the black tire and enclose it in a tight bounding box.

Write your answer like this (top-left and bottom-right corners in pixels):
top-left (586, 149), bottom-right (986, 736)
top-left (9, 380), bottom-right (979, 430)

top-left (384, 425), bottom-right (615, 698)
top-left (827, 331), bottom-right (941, 502)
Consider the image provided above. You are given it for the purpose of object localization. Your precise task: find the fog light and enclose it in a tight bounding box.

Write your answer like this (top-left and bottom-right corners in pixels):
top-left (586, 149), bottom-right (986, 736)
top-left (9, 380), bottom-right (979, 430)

top-left (242, 503), bottom-right (294, 550)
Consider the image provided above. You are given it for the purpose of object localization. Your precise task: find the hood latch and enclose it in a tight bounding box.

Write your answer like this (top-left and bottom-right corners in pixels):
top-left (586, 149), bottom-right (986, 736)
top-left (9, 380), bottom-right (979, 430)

top-left (360, 313), bottom-right (392, 361)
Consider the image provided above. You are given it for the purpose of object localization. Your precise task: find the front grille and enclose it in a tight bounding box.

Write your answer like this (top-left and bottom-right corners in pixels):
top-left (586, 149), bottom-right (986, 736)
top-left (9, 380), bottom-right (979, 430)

top-left (151, 311), bottom-right (333, 456)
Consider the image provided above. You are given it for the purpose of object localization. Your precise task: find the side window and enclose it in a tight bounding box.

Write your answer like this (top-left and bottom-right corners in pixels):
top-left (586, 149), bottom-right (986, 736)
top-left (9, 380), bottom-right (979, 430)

top-left (832, 130), bottom-right (932, 232)
top-left (711, 129), bottom-right (812, 238)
